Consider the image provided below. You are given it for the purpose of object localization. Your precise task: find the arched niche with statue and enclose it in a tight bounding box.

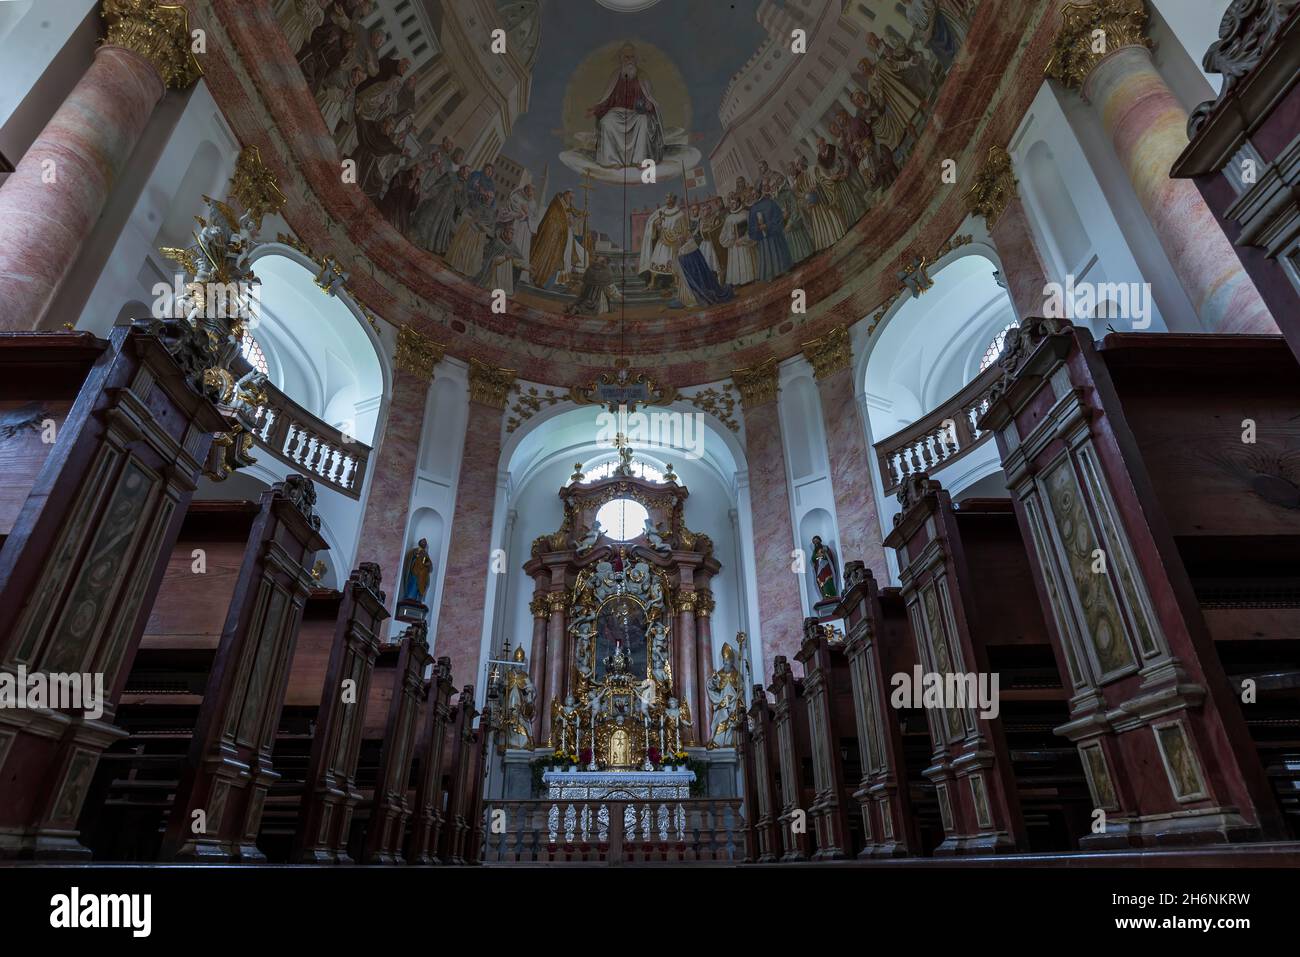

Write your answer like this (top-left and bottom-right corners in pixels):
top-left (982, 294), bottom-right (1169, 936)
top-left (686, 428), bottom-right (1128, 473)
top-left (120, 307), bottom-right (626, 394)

top-left (521, 450), bottom-right (722, 770)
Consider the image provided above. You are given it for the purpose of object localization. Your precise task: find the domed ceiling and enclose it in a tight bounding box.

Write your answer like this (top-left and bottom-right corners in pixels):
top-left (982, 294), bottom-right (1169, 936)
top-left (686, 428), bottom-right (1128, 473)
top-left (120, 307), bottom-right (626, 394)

top-left (194, 0), bottom-right (1058, 384)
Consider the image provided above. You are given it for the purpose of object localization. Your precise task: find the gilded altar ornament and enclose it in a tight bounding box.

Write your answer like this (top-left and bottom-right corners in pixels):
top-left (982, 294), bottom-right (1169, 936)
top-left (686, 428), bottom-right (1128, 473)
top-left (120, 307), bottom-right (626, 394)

top-left (568, 361), bottom-right (678, 413)
top-left (683, 385), bottom-right (740, 433)
top-left (102, 0), bottom-right (203, 89)
top-left (1045, 0), bottom-right (1151, 90)
top-left (731, 357), bottom-right (780, 408)
top-left (802, 326), bottom-right (852, 379)
top-left (967, 146), bottom-right (1017, 227)
top-left (706, 642), bottom-right (745, 748)
top-left (395, 325), bottom-right (444, 379)
top-left (569, 462), bottom-right (586, 484)
top-left (468, 358), bottom-right (516, 408)
top-left (396, 537), bottom-right (432, 623)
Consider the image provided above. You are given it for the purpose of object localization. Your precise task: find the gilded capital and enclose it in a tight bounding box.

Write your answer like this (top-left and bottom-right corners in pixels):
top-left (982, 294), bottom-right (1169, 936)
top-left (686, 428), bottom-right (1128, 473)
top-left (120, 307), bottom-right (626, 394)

top-left (468, 358), bottom-right (516, 408)
top-left (801, 326), bottom-right (852, 379)
top-left (1046, 0), bottom-right (1151, 90)
top-left (102, 0), bottom-right (203, 89)
top-left (731, 357), bottom-right (780, 408)
top-left (677, 590), bottom-right (698, 612)
top-left (395, 325), bottom-right (444, 379)
top-left (529, 594), bottom-right (550, 620)
top-left (967, 146), bottom-right (1018, 227)
top-left (696, 589), bottom-right (716, 618)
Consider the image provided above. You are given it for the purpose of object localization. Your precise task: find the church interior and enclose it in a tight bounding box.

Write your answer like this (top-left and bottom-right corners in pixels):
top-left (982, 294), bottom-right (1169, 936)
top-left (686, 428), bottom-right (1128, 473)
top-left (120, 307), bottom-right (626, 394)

top-left (1, 0), bottom-right (1299, 902)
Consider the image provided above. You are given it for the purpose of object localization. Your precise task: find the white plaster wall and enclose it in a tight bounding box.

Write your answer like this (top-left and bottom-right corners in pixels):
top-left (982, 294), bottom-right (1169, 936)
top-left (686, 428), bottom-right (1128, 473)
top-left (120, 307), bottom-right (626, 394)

top-left (1149, 0), bottom-right (1232, 98)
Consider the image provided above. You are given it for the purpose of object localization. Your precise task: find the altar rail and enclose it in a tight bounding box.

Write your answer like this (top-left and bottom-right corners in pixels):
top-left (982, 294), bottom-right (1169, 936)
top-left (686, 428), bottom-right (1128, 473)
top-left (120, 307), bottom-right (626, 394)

top-left (248, 383), bottom-right (371, 498)
top-left (482, 799), bottom-right (744, 864)
top-left (874, 364), bottom-right (1000, 495)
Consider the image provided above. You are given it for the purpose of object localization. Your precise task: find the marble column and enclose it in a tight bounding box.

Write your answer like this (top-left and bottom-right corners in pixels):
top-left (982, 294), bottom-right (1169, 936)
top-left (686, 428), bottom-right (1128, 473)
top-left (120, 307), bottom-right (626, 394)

top-left (527, 590), bottom-right (548, 744)
top-left (695, 587), bottom-right (717, 744)
top-left (0, 1), bottom-right (201, 330)
top-left (803, 328), bottom-right (890, 585)
top-left (675, 590), bottom-right (699, 745)
top-left (433, 359), bottom-right (515, 684)
top-left (544, 590), bottom-right (568, 745)
top-left (967, 147), bottom-right (1053, 320)
top-left (733, 358), bottom-right (806, 669)
top-left (355, 328), bottom-right (442, 605)
top-left (1047, 0), bottom-right (1275, 334)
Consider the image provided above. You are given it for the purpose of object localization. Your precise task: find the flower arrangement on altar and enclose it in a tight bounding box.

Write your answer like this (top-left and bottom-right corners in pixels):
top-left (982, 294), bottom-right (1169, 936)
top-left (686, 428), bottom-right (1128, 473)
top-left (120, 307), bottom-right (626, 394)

top-left (551, 749), bottom-right (576, 769)
top-left (668, 749), bottom-right (689, 767)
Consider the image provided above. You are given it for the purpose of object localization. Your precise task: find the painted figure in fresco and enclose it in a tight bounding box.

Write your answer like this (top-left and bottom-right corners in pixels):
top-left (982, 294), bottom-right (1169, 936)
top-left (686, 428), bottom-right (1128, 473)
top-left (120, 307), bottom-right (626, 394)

top-left (795, 156), bottom-right (846, 253)
top-left (497, 176), bottom-right (542, 284)
top-left (811, 535), bottom-right (839, 602)
top-left (475, 221), bottom-right (524, 295)
top-left (637, 193), bottom-right (691, 292)
top-left (400, 537), bottom-right (432, 604)
top-left (776, 163), bottom-right (813, 264)
top-left (676, 215), bottom-right (735, 306)
top-left (413, 164), bottom-right (468, 256)
top-left (531, 189), bottom-right (588, 288)
top-left (564, 255), bottom-right (622, 316)
top-left (748, 178), bottom-right (792, 282)
top-left (720, 192), bottom-right (757, 288)
top-left (587, 43), bottom-right (666, 168)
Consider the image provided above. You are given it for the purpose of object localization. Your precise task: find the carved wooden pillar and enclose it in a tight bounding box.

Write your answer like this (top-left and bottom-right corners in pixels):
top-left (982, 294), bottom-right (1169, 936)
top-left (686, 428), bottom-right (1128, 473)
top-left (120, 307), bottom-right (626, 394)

top-left (0, 326), bottom-right (225, 859)
top-left (694, 587), bottom-right (716, 744)
top-left (442, 686), bottom-right (481, 864)
top-left (406, 656), bottom-right (455, 864)
top-left (795, 619), bottom-right (854, 860)
top-left (526, 587), bottom-right (549, 744)
top-left (161, 475), bottom-right (328, 861)
top-left (676, 589), bottom-right (699, 744)
top-left (293, 563), bottom-right (390, 864)
top-left (884, 474), bottom-right (1027, 855)
top-left (979, 317), bottom-right (1286, 846)
top-left (770, 655), bottom-right (814, 861)
top-left (743, 689), bottom-right (782, 862)
top-left (361, 622), bottom-right (430, 863)
top-left (838, 561), bottom-right (919, 857)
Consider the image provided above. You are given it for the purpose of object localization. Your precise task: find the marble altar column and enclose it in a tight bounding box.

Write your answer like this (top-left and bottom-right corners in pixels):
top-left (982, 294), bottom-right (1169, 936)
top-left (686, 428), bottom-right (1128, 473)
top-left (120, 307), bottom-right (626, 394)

top-left (695, 588), bottom-right (717, 744)
top-left (1047, 0), bottom-right (1274, 334)
top-left (527, 590), bottom-right (549, 744)
top-left (543, 590), bottom-right (568, 746)
top-left (733, 359), bottom-right (806, 667)
top-left (0, 1), bottom-right (200, 330)
top-left (802, 328), bottom-right (889, 585)
top-left (433, 359), bottom-right (515, 682)
top-left (967, 147), bottom-right (1053, 320)
top-left (355, 328), bottom-right (442, 606)
top-left (676, 590), bottom-right (699, 745)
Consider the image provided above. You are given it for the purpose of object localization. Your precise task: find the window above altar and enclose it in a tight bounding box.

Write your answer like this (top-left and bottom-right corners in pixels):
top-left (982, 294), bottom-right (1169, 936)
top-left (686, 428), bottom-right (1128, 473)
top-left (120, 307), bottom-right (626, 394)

top-left (578, 457), bottom-right (667, 485)
top-left (595, 498), bottom-right (651, 542)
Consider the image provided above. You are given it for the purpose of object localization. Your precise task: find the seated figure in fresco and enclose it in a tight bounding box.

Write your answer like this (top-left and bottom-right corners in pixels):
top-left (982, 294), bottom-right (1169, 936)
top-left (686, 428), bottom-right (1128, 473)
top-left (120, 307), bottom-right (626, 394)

top-left (586, 43), bottom-right (666, 169)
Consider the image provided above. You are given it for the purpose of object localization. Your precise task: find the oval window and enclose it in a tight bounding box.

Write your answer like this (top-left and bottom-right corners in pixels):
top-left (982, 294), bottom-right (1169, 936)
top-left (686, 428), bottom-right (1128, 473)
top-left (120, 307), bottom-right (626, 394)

top-left (595, 498), bottom-right (649, 542)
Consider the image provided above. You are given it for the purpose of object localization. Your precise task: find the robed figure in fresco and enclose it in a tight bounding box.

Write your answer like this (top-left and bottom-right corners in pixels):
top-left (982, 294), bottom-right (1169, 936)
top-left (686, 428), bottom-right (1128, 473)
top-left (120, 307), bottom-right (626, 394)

top-left (531, 189), bottom-right (588, 287)
top-left (587, 43), bottom-right (666, 169)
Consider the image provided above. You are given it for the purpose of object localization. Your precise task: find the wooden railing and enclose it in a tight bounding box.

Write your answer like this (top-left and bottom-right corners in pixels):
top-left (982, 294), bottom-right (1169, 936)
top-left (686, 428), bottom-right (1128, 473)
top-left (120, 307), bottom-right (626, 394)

top-left (247, 383), bottom-right (371, 498)
top-left (874, 365), bottom-right (1002, 495)
top-left (482, 798), bottom-right (745, 864)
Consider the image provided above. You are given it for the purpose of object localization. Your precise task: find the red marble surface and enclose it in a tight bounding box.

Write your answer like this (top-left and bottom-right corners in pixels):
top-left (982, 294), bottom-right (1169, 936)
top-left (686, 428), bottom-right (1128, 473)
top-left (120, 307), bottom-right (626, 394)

top-left (1088, 47), bottom-right (1275, 335)
top-left (991, 194), bottom-right (1052, 320)
top-left (354, 367), bottom-right (430, 605)
top-left (743, 399), bottom-right (806, 667)
top-left (0, 46), bottom-right (164, 329)
top-left (431, 398), bottom-right (504, 682)
top-left (818, 366), bottom-right (889, 583)
top-left (182, 0), bottom-right (1059, 386)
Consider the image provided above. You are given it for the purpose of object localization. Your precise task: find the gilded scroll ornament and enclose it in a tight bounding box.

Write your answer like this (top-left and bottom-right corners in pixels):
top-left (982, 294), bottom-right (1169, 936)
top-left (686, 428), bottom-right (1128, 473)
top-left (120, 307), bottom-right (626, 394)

top-left (967, 146), bottom-right (1018, 227)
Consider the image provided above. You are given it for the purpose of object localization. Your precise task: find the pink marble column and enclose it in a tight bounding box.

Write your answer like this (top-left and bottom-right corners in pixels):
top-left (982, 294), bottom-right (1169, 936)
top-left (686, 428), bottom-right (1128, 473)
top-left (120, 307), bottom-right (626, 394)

top-left (735, 360), bottom-right (806, 670)
top-left (355, 363), bottom-right (434, 603)
top-left (0, 45), bottom-right (167, 329)
top-left (543, 593), bottom-right (567, 746)
top-left (990, 195), bottom-right (1053, 320)
top-left (432, 361), bottom-right (513, 685)
top-left (805, 329), bottom-right (889, 584)
top-left (676, 593), bottom-right (699, 745)
top-left (694, 588), bottom-right (716, 745)
top-left (526, 591), bottom-right (548, 744)
top-left (1080, 45), bottom-right (1274, 333)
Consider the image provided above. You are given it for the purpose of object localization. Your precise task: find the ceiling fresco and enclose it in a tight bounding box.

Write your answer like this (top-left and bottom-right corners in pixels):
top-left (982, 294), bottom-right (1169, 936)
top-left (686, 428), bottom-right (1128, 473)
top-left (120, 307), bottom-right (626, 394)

top-left (274, 0), bottom-right (974, 319)
top-left (191, 0), bottom-right (1057, 383)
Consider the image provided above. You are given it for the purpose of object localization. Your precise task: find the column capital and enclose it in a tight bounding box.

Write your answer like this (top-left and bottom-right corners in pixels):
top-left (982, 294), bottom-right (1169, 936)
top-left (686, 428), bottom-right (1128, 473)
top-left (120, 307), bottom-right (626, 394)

top-left (966, 146), bottom-right (1018, 227)
top-left (677, 589), bottom-right (698, 612)
top-left (545, 590), bottom-right (569, 613)
top-left (468, 357), bottom-right (516, 407)
top-left (102, 0), bottom-right (203, 89)
top-left (529, 593), bottom-right (550, 620)
top-left (731, 357), bottom-right (780, 408)
top-left (1045, 0), bottom-right (1151, 91)
top-left (695, 588), bottom-right (715, 618)
top-left (394, 325), bottom-right (444, 379)
top-left (801, 326), bottom-right (852, 380)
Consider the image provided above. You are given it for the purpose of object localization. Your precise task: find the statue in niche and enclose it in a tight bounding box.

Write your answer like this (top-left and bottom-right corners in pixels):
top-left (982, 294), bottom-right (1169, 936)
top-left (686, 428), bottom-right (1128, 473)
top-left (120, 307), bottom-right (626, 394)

top-left (571, 604), bottom-right (597, 678)
top-left (551, 693), bottom-right (579, 753)
top-left (705, 642), bottom-right (745, 748)
top-left (811, 535), bottom-right (840, 603)
top-left (503, 651), bottom-right (535, 749)
top-left (643, 518), bottom-right (672, 555)
top-left (396, 537), bottom-right (432, 622)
